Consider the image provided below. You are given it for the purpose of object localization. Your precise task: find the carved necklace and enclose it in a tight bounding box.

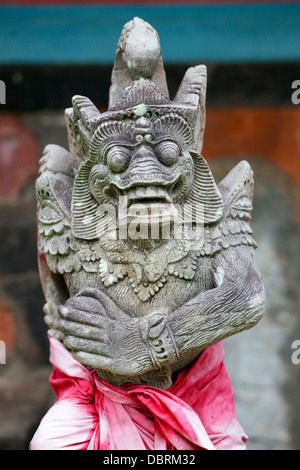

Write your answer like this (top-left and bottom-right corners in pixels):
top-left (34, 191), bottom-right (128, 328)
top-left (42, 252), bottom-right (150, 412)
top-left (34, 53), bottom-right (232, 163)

top-left (84, 228), bottom-right (203, 302)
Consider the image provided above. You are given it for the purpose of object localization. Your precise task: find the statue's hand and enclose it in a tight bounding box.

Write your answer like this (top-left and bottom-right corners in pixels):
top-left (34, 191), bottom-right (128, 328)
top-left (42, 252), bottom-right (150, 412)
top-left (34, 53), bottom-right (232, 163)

top-left (44, 301), bottom-right (64, 341)
top-left (57, 288), bottom-right (154, 376)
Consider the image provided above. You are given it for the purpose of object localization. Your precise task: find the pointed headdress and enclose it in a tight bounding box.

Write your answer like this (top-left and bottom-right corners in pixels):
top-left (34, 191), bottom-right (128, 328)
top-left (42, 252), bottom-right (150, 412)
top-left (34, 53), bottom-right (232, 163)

top-left (65, 18), bottom-right (224, 239)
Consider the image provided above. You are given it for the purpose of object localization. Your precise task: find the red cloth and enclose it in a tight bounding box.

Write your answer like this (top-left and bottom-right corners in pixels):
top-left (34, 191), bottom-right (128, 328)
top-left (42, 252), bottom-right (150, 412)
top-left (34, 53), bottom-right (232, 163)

top-left (30, 337), bottom-right (247, 450)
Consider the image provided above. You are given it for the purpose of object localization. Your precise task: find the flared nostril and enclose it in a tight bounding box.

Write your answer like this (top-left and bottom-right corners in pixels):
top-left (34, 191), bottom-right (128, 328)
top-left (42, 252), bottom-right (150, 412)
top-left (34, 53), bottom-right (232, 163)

top-left (128, 158), bottom-right (163, 175)
top-left (131, 145), bottom-right (156, 160)
top-left (128, 145), bottom-right (163, 173)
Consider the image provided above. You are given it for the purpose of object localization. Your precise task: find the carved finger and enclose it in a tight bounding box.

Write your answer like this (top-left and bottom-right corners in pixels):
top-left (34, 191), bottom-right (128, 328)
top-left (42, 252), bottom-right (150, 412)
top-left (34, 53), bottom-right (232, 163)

top-left (71, 351), bottom-right (113, 370)
top-left (44, 302), bottom-right (60, 318)
top-left (58, 305), bottom-right (109, 327)
top-left (44, 314), bottom-right (60, 330)
top-left (57, 318), bottom-right (108, 342)
top-left (48, 329), bottom-right (64, 341)
top-left (65, 295), bottom-right (106, 315)
top-left (44, 314), bottom-right (55, 328)
top-left (64, 335), bottom-right (111, 355)
top-left (43, 303), bottom-right (50, 316)
top-left (78, 288), bottom-right (128, 321)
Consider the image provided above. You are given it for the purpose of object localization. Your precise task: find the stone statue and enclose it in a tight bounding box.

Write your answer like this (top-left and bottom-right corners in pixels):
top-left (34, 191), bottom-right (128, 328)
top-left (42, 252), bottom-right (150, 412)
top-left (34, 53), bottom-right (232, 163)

top-left (32, 18), bottom-right (265, 450)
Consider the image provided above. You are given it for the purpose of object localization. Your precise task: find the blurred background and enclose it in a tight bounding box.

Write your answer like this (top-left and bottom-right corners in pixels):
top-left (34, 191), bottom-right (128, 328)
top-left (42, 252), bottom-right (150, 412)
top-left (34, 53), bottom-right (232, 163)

top-left (0, 0), bottom-right (300, 450)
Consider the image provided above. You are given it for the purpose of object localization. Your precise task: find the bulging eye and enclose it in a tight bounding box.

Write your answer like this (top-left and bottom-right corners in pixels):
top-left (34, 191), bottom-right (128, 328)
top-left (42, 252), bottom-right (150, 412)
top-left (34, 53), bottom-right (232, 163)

top-left (107, 146), bottom-right (131, 173)
top-left (155, 141), bottom-right (180, 167)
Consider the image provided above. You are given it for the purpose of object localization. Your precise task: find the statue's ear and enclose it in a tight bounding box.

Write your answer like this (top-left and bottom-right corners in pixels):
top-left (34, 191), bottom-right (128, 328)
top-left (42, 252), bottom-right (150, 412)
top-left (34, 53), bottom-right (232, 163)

top-left (71, 158), bottom-right (99, 240)
top-left (186, 151), bottom-right (224, 225)
top-left (173, 65), bottom-right (207, 155)
top-left (65, 95), bottom-right (101, 162)
top-left (218, 160), bottom-right (254, 221)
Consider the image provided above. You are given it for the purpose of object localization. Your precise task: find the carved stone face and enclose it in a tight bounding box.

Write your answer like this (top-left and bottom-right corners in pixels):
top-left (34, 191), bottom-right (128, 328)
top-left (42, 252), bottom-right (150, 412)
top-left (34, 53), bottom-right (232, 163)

top-left (88, 114), bottom-right (194, 225)
top-left (70, 84), bottom-right (223, 241)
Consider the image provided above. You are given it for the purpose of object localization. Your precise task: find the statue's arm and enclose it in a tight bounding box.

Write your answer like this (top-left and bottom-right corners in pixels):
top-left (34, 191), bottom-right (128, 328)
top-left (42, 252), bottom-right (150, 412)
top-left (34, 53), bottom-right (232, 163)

top-left (56, 243), bottom-right (264, 377)
top-left (168, 244), bottom-right (265, 359)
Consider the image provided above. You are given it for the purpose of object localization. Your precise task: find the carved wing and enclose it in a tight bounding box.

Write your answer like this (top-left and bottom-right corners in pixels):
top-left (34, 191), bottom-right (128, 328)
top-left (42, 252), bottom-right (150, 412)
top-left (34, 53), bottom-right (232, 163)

top-left (36, 144), bottom-right (78, 275)
top-left (213, 160), bottom-right (258, 253)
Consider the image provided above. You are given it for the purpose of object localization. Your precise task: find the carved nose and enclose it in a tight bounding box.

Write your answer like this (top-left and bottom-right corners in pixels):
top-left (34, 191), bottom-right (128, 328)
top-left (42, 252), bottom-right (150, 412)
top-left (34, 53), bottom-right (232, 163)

top-left (129, 145), bottom-right (162, 173)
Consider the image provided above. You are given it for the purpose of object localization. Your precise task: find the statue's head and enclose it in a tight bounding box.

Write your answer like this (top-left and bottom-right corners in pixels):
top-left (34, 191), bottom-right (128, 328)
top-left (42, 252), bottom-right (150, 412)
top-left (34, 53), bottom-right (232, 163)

top-left (65, 18), bottom-right (223, 242)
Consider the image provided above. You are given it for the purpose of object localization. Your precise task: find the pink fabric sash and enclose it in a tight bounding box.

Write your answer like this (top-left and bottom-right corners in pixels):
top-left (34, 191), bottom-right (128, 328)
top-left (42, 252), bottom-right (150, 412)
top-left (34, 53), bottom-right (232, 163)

top-left (30, 337), bottom-right (247, 450)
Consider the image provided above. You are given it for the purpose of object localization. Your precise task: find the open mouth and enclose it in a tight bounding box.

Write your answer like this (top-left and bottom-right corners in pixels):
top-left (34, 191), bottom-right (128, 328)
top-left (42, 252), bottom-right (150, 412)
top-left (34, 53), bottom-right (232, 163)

top-left (103, 177), bottom-right (183, 208)
top-left (126, 186), bottom-right (172, 206)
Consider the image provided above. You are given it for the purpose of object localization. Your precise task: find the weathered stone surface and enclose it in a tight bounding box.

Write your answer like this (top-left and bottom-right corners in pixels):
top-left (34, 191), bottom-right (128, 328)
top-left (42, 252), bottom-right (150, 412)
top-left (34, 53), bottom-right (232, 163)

top-left (21, 17), bottom-right (267, 451)
top-left (35, 18), bottom-right (264, 392)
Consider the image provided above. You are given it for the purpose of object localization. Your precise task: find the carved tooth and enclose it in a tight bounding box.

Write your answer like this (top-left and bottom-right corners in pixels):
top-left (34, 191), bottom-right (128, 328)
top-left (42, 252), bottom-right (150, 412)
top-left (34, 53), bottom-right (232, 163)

top-left (156, 188), bottom-right (166, 199)
top-left (136, 187), bottom-right (146, 198)
top-left (127, 186), bottom-right (172, 203)
top-left (145, 187), bottom-right (156, 198)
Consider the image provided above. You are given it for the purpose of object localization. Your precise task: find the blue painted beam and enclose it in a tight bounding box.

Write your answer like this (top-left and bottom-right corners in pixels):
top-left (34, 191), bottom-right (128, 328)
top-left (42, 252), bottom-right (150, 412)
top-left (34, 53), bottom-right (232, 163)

top-left (0, 3), bottom-right (299, 64)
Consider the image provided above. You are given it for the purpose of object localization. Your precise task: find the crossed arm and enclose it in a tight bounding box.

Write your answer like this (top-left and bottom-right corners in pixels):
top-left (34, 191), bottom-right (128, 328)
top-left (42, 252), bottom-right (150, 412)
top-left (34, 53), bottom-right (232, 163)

top-left (47, 245), bottom-right (265, 377)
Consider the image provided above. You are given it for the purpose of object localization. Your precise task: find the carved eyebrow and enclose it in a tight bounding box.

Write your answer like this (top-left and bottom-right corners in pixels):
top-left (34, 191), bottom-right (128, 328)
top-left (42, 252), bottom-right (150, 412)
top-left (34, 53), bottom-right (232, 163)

top-left (152, 113), bottom-right (194, 148)
top-left (101, 139), bottom-right (135, 152)
top-left (99, 139), bottom-right (135, 163)
top-left (153, 135), bottom-right (182, 150)
top-left (89, 119), bottom-right (133, 160)
top-left (154, 134), bottom-right (181, 144)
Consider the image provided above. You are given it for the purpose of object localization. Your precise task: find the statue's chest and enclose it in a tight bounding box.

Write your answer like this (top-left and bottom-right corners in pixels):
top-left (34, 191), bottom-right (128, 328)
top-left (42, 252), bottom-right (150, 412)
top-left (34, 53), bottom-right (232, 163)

top-left (65, 252), bottom-right (215, 317)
